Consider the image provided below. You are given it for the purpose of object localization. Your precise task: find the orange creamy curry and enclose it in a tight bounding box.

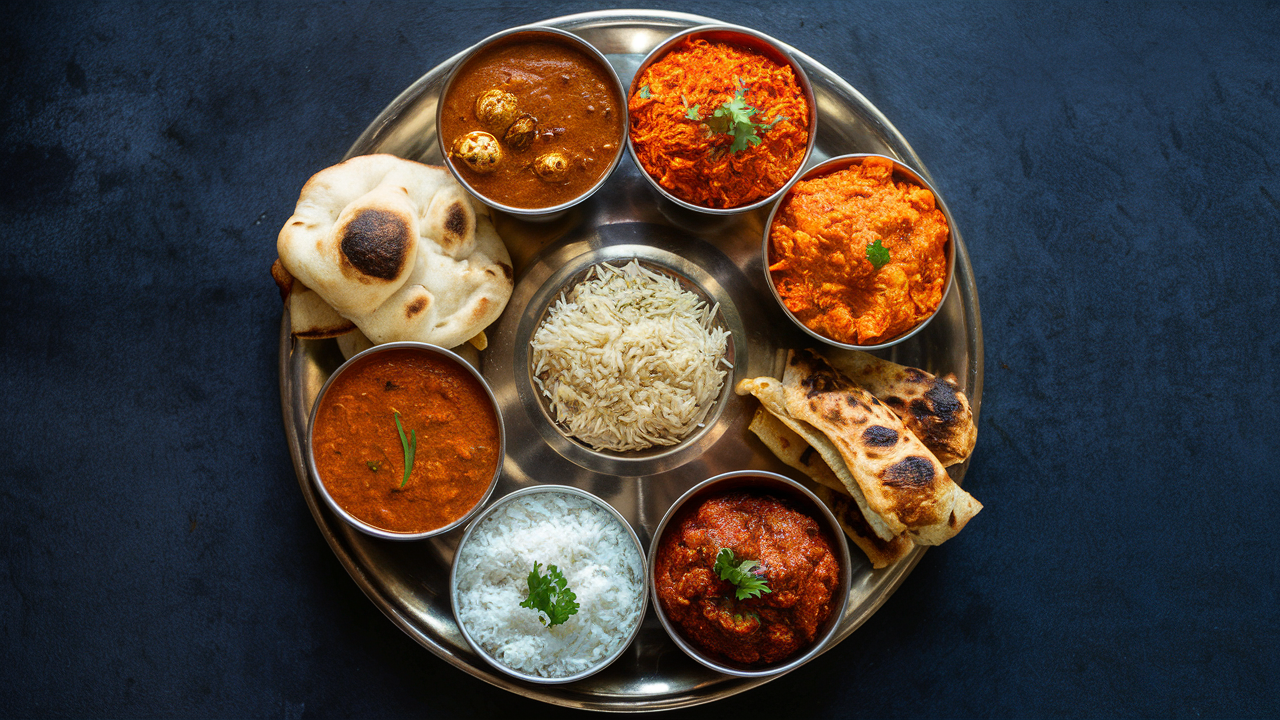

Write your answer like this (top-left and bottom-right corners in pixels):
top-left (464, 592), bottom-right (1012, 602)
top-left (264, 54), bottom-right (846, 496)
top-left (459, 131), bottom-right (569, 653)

top-left (768, 156), bottom-right (950, 345)
top-left (311, 348), bottom-right (500, 534)
top-left (441, 35), bottom-right (623, 209)
top-left (653, 490), bottom-right (840, 666)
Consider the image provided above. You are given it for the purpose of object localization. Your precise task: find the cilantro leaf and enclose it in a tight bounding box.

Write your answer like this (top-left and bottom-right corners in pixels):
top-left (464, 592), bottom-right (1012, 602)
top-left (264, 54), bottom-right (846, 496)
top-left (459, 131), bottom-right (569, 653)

top-left (519, 562), bottom-right (580, 627)
top-left (866, 238), bottom-right (891, 270)
top-left (686, 104), bottom-right (702, 121)
top-left (697, 81), bottom-right (787, 154)
top-left (639, 85), bottom-right (651, 99)
top-left (713, 548), bottom-right (772, 600)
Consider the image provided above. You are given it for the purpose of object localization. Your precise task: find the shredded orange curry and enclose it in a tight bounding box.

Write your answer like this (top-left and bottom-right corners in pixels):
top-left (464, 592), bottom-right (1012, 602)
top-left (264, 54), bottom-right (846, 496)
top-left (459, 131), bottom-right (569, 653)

top-left (628, 39), bottom-right (809, 209)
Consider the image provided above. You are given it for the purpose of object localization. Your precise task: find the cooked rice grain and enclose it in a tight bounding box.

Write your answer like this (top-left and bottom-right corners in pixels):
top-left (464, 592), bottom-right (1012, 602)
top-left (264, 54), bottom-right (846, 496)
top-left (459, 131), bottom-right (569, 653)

top-left (530, 260), bottom-right (731, 452)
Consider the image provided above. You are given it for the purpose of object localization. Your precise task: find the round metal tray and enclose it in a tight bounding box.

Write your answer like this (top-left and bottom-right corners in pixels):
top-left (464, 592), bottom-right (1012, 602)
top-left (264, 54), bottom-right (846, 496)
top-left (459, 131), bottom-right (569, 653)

top-left (279, 9), bottom-right (983, 711)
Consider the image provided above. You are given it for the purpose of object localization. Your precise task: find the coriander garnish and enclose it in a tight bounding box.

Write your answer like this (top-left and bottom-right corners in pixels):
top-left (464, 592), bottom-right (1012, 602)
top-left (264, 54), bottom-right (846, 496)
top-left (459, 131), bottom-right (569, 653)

top-left (393, 411), bottom-right (416, 488)
top-left (866, 237), bottom-right (891, 270)
top-left (713, 548), bottom-right (772, 600)
top-left (687, 80), bottom-right (788, 154)
top-left (519, 562), bottom-right (579, 627)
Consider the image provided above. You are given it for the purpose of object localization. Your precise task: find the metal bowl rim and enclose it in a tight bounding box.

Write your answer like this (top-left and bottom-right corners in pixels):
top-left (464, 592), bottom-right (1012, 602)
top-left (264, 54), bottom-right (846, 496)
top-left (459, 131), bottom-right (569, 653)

top-left (645, 470), bottom-right (853, 678)
top-left (435, 25), bottom-right (628, 218)
top-left (624, 23), bottom-right (819, 216)
top-left (760, 152), bottom-right (959, 351)
top-left (304, 341), bottom-right (506, 541)
top-left (449, 483), bottom-right (651, 684)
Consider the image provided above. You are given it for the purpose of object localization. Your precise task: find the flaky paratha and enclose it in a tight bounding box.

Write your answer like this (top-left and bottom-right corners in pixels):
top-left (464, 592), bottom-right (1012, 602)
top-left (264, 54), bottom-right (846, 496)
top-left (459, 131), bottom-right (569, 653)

top-left (782, 349), bottom-right (981, 545)
top-left (825, 350), bottom-right (977, 466)
top-left (748, 407), bottom-right (913, 568)
top-left (735, 376), bottom-right (898, 542)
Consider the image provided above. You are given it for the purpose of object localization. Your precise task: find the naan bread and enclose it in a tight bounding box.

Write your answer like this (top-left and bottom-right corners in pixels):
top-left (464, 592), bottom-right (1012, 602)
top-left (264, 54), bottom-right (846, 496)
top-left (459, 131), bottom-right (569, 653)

top-left (825, 350), bottom-right (977, 466)
top-left (782, 349), bottom-right (981, 545)
top-left (275, 154), bottom-right (513, 349)
top-left (270, 259), bottom-right (357, 339)
top-left (748, 407), bottom-right (913, 569)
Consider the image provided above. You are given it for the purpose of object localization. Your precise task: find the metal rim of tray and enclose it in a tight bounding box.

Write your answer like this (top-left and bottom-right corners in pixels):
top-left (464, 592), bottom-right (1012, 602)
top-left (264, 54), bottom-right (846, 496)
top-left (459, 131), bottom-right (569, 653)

top-left (279, 9), bottom-right (983, 712)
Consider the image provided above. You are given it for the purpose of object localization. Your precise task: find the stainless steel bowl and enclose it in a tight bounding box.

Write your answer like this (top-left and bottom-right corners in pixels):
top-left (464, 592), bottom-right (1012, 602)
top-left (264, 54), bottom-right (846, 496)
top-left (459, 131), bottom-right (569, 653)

top-left (450, 485), bottom-right (650, 684)
top-left (647, 470), bottom-right (852, 678)
top-left (436, 26), bottom-right (627, 220)
top-left (762, 153), bottom-right (958, 351)
top-left (305, 342), bottom-right (505, 541)
top-left (625, 24), bottom-right (818, 215)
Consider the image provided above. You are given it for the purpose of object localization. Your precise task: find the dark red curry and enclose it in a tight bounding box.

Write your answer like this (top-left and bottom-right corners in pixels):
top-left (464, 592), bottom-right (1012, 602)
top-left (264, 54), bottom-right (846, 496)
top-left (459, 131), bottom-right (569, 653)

top-left (311, 348), bottom-right (500, 534)
top-left (654, 490), bottom-right (841, 665)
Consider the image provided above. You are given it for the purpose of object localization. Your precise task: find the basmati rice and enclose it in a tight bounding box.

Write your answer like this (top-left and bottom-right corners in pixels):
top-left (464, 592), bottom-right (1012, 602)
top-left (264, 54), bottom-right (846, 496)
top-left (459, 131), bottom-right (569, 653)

top-left (530, 260), bottom-right (732, 452)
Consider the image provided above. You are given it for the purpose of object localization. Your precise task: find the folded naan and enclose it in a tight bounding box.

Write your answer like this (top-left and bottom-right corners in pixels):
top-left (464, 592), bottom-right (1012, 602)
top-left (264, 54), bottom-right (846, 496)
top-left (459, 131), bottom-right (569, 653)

top-left (782, 349), bottom-right (981, 546)
top-left (748, 407), bottom-right (913, 569)
top-left (275, 154), bottom-right (513, 350)
top-left (824, 350), bottom-right (977, 466)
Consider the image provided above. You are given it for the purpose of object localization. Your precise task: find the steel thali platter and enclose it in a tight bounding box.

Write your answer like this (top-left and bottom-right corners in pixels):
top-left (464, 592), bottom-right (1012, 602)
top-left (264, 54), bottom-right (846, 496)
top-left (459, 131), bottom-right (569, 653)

top-left (279, 9), bottom-right (983, 711)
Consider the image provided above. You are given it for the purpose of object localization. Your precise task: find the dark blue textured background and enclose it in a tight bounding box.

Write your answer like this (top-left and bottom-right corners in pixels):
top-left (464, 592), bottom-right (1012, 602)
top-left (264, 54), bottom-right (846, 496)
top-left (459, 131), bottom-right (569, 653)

top-left (2, 2), bottom-right (1277, 717)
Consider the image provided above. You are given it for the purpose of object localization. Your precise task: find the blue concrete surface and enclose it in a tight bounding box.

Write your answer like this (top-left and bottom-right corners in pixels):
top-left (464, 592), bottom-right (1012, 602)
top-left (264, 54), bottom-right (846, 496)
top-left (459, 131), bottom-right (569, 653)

top-left (1, 2), bottom-right (1277, 717)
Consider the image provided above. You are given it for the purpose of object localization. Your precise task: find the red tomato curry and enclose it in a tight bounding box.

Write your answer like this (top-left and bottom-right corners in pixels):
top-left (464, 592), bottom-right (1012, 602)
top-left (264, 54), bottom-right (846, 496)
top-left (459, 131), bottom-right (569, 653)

top-left (653, 489), bottom-right (841, 665)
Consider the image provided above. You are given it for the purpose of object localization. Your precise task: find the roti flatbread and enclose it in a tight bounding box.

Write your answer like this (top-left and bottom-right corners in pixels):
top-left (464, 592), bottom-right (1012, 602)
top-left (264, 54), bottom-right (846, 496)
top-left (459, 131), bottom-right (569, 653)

top-left (825, 350), bottom-right (977, 466)
top-left (781, 349), bottom-right (980, 545)
top-left (748, 407), bottom-right (913, 569)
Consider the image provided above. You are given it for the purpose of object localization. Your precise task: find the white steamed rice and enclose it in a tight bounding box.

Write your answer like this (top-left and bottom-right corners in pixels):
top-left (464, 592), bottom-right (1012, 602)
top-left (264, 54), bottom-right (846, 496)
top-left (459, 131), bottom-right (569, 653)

top-left (453, 491), bottom-right (645, 678)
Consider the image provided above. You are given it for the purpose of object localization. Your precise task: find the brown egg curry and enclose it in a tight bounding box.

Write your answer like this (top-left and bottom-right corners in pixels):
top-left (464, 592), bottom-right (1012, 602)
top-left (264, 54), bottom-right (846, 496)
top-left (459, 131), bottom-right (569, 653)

top-left (441, 34), bottom-right (623, 209)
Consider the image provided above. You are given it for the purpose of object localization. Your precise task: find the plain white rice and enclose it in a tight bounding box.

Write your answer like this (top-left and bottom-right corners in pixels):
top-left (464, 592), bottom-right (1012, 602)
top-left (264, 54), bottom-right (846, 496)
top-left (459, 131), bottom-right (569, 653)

top-left (453, 491), bottom-right (645, 678)
top-left (530, 260), bottom-right (732, 452)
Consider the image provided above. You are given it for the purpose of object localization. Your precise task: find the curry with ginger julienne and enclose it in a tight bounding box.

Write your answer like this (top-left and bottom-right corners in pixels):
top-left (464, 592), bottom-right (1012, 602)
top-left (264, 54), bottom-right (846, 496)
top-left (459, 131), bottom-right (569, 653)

top-left (311, 348), bottom-right (500, 534)
top-left (653, 490), bottom-right (841, 666)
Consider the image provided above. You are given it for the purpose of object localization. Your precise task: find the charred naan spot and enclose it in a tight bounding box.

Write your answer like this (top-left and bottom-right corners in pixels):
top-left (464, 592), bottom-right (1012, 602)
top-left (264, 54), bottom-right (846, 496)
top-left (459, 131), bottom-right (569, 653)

top-left (824, 408), bottom-right (846, 426)
top-left (884, 395), bottom-right (905, 408)
top-left (910, 399), bottom-right (932, 422)
top-left (883, 456), bottom-right (935, 488)
top-left (862, 425), bottom-right (898, 447)
top-left (443, 201), bottom-right (470, 239)
top-left (948, 510), bottom-right (957, 527)
top-left (925, 381), bottom-right (963, 418)
top-left (341, 209), bottom-right (411, 280)
top-left (405, 296), bottom-right (428, 318)
top-left (500, 263), bottom-right (513, 280)
top-left (846, 396), bottom-right (860, 408)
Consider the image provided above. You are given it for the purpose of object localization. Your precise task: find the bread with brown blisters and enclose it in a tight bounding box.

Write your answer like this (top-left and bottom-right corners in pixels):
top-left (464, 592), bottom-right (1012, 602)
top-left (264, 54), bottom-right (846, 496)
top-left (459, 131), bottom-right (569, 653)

top-left (781, 349), bottom-right (981, 546)
top-left (747, 407), bottom-right (913, 569)
top-left (275, 154), bottom-right (513, 350)
top-left (825, 350), bottom-right (977, 466)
